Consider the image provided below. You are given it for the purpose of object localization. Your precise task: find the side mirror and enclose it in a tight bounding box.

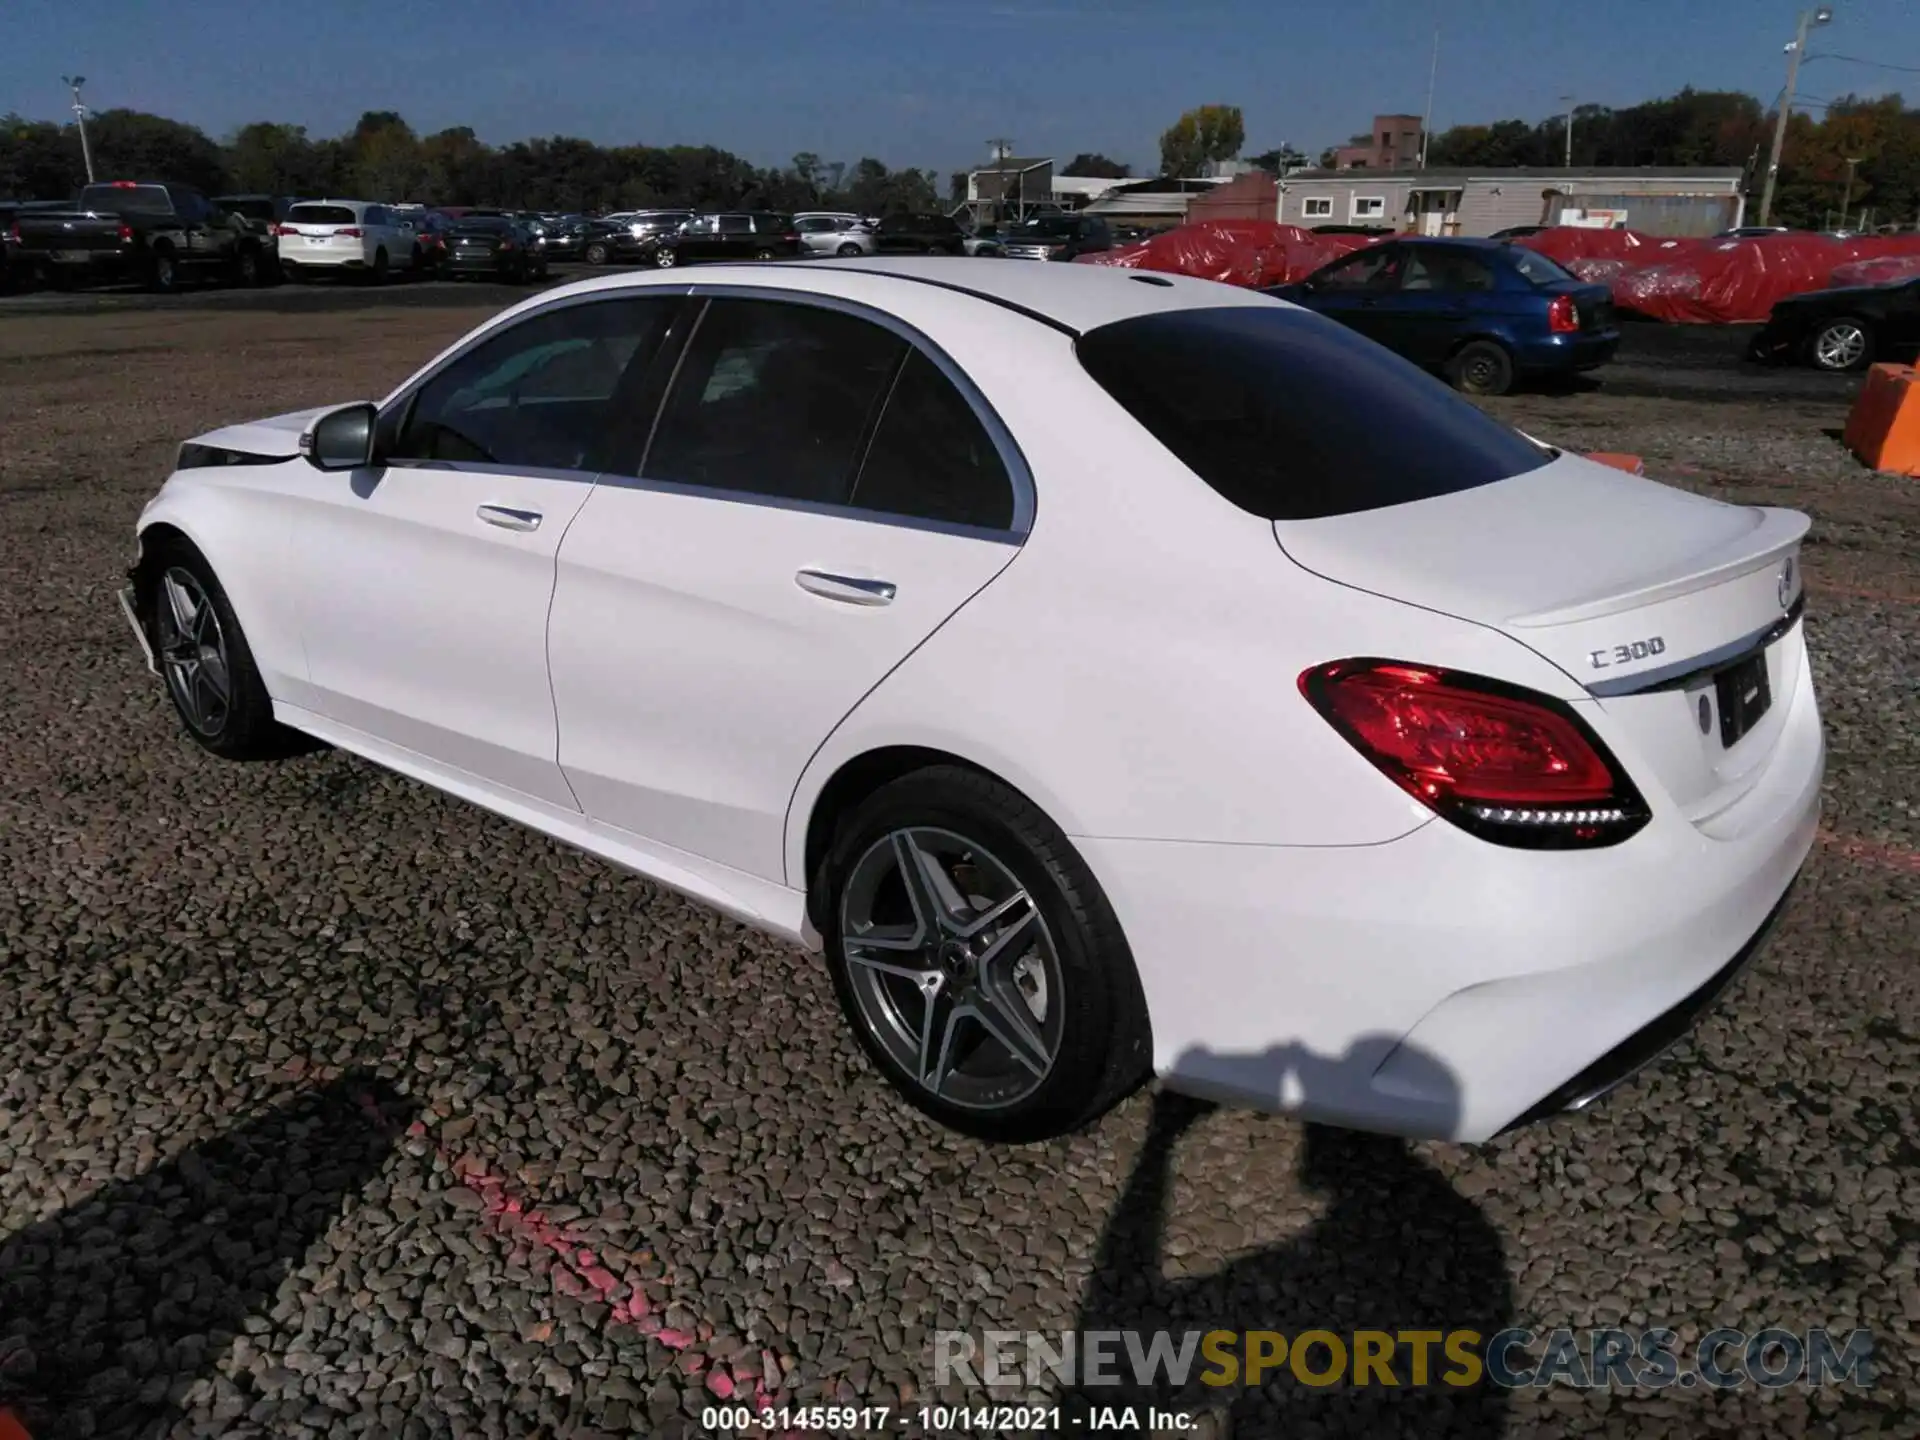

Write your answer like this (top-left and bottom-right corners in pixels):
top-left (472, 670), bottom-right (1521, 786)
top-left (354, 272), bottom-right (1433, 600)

top-left (300, 402), bottom-right (378, 471)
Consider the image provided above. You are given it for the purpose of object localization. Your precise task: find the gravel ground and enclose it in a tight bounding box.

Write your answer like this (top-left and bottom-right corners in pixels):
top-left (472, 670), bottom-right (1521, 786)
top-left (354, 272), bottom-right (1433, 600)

top-left (1, 302), bottom-right (1915, 1440)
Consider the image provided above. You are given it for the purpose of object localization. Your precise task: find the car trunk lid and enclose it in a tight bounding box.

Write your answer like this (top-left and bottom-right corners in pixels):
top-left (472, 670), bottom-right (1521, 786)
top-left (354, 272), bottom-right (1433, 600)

top-left (1275, 452), bottom-right (1809, 823)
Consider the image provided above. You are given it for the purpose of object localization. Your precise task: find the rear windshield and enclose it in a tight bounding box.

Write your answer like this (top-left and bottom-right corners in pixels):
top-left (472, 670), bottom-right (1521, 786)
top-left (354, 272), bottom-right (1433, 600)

top-left (80, 184), bottom-right (173, 215)
top-left (1076, 306), bottom-right (1552, 521)
top-left (288, 204), bottom-right (358, 225)
top-left (1508, 247), bottom-right (1575, 285)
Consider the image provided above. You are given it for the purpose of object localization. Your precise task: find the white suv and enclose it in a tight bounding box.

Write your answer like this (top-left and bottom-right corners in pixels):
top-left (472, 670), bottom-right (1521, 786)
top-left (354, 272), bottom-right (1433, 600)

top-left (276, 200), bottom-right (416, 282)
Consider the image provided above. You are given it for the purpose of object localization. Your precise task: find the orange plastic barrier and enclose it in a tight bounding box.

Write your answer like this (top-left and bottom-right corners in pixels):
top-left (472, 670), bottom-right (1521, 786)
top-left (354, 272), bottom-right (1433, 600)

top-left (1841, 363), bottom-right (1920, 476)
top-left (0, 1409), bottom-right (34, 1440)
top-left (1584, 452), bottom-right (1646, 475)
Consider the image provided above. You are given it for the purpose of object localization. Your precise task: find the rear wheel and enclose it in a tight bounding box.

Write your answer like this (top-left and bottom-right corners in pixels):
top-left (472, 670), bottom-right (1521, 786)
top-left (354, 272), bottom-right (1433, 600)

top-left (836, 242), bottom-right (864, 258)
top-left (142, 538), bottom-right (301, 761)
top-left (1808, 316), bottom-right (1873, 372)
top-left (145, 247), bottom-right (179, 293)
top-left (584, 241), bottom-right (610, 265)
top-left (753, 247), bottom-right (777, 261)
top-left (653, 247), bottom-right (678, 268)
top-left (370, 248), bottom-right (390, 284)
top-left (232, 247), bottom-right (262, 288)
top-left (1446, 339), bottom-right (1515, 396)
top-left (818, 766), bottom-right (1150, 1142)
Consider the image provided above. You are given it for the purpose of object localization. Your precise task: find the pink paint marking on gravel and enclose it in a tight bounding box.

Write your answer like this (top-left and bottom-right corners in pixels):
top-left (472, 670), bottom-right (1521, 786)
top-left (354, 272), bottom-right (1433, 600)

top-left (1819, 827), bottom-right (1920, 876)
top-left (352, 1090), bottom-right (679, 1346)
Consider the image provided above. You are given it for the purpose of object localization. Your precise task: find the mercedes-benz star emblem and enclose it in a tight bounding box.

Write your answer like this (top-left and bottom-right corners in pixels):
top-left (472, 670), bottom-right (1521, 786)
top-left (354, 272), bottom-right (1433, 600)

top-left (1778, 556), bottom-right (1797, 611)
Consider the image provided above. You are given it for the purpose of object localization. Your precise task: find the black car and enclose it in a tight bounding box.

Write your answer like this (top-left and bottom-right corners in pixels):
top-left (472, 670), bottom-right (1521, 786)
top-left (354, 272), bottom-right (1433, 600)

top-left (1748, 276), bottom-right (1920, 372)
top-left (999, 212), bottom-right (1112, 262)
top-left (441, 215), bottom-right (549, 283)
top-left (543, 217), bottom-right (633, 266)
top-left (644, 212), bottom-right (801, 268)
top-left (869, 212), bottom-right (967, 255)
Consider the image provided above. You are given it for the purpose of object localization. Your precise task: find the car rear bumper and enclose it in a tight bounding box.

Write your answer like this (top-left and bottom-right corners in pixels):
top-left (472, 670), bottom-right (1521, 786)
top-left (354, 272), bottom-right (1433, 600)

top-left (1077, 642), bottom-right (1823, 1142)
top-left (1517, 329), bottom-right (1620, 372)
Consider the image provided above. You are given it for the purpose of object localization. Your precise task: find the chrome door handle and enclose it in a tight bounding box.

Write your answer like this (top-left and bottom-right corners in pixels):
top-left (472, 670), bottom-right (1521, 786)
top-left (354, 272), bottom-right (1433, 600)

top-left (477, 504), bottom-right (542, 532)
top-left (795, 570), bottom-right (896, 606)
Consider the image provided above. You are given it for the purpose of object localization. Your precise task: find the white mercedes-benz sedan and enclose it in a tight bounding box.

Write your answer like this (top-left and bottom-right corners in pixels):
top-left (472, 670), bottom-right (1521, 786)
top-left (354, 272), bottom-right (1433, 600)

top-left (119, 258), bottom-right (1822, 1143)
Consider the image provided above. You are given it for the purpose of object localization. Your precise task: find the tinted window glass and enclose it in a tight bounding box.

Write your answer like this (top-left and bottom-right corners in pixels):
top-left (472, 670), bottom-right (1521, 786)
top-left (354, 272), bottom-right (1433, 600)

top-left (1402, 248), bottom-right (1495, 292)
top-left (718, 214), bottom-right (751, 234)
top-left (1076, 306), bottom-right (1552, 521)
top-left (1313, 246), bottom-right (1399, 291)
top-left (853, 350), bottom-right (1014, 530)
top-left (644, 299), bottom-right (906, 504)
top-left (291, 204), bottom-right (358, 225)
top-left (392, 298), bottom-right (675, 471)
top-left (1508, 247), bottom-right (1575, 286)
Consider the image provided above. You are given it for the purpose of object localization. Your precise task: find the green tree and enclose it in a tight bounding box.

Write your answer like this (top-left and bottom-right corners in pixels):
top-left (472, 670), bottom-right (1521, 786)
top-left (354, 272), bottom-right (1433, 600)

top-left (225, 122), bottom-right (326, 195)
top-left (1062, 152), bottom-right (1130, 178)
top-left (86, 109), bottom-right (228, 192)
top-left (0, 114), bottom-right (80, 199)
top-left (1159, 105), bottom-right (1244, 177)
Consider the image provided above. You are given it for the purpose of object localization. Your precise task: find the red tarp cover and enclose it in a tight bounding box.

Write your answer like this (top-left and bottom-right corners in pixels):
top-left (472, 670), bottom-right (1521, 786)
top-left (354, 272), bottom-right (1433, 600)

top-left (1520, 228), bottom-right (1920, 324)
top-left (1075, 220), bottom-right (1381, 288)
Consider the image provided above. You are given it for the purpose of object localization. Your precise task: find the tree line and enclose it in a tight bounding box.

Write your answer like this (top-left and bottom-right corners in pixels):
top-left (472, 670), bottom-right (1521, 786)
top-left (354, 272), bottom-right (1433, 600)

top-left (1423, 87), bottom-right (1920, 229)
top-left (0, 109), bottom-right (950, 216)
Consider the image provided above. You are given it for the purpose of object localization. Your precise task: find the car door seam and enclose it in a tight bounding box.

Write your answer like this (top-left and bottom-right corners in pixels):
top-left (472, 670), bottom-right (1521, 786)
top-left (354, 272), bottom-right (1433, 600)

top-left (777, 543), bottom-right (1026, 892)
top-left (544, 472), bottom-right (605, 814)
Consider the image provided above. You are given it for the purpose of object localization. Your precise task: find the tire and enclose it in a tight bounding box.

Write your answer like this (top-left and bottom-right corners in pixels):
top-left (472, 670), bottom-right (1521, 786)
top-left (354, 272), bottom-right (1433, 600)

top-left (1807, 316), bottom-right (1873, 372)
top-left (817, 765), bottom-right (1151, 1142)
top-left (370, 249), bottom-right (390, 284)
top-left (232, 247), bottom-right (262, 288)
top-left (753, 247), bottom-right (777, 261)
top-left (146, 247), bottom-right (179, 294)
top-left (653, 247), bottom-right (678, 268)
top-left (1446, 339), bottom-right (1515, 396)
top-left (141, 536), bottom-right (301, 762)
top-left (836, 242), bottom-right (864, 258)
top-left (584, 241), bottom-right (610, 266)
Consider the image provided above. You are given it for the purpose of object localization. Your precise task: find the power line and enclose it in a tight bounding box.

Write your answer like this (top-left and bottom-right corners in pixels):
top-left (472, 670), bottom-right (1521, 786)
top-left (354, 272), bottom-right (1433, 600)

top-left (1815, 51), bottom-right (1920, 74)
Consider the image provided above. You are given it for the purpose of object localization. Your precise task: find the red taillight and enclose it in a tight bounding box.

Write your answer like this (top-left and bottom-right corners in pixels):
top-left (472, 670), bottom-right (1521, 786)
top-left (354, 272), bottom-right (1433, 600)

top-left (1547, 293), bottom-right (1579, 334)
top-left (271, 224), bottom-right (296, 236)
top-left (334, 227), bottom-right (363, 238)
top-left (1298, 660), bottom-right (1648, 847)
top-left (116, 223), bottom-right (133, 242)
top-left (110, 180), bottom-right (138, 189)
top-left (499, 238), bottom-right (516, 250)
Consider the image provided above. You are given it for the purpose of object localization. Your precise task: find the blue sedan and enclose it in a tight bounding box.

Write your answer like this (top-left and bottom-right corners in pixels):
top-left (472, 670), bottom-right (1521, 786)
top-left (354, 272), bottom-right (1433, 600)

top-left (1265, 237), bottom-right (1620, 395)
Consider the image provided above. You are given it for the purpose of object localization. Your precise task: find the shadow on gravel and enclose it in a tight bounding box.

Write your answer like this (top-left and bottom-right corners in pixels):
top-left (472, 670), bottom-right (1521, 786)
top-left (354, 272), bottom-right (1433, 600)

top-left (1064, 1042), bottom-right (1512, 1437)
top-left (0, 1073), bottom-right (416, 1440)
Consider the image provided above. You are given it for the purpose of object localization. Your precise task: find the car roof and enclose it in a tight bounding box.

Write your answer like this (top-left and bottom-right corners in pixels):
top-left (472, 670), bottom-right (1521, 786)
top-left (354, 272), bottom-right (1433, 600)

top-left (515, 255), bottom-right (1285, 335)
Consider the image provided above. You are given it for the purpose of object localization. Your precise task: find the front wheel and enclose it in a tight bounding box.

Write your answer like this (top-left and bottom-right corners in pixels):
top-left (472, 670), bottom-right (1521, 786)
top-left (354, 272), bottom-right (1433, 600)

top-left (1808, 316), bottom-right (1873, 372)
top-left (818, 766), bottom-right (1150, 1142)
top-left (146, 249), bottom-right (179, 293)
top-left (584, 241), bottom-right (610, 266)
top-left (836, 242), bottom-right (864, 258)
top-left (753, 247), bottom-right (777, 261)
top-left (1446, 339), bottom-right (1515, 396)
top-left (143, 538), bottom-right (301, 761)
top-left (652, 247), bottom-right (678, 269)
top-left (370, 249), bottom-right (390, 284)
top-left (233, 247), bottom-right (262, 287)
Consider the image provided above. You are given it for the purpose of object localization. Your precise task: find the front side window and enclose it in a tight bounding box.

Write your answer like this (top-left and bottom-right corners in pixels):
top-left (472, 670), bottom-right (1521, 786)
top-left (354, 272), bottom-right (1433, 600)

top-left (642, 299), bottom-right (905, 504)
top-left (390, 298), bottom-right (677, 472)
top-left (851, 350), bottom-right (1015, 530)
top-left (1402, 248), bottom-right (1495, 292)
top-left (682, 216), bottom-right (718, 236)
top-left (1076, 305), bottom-right (1552, 521)
top-left (1312, 246), bottom-right (1400, 291)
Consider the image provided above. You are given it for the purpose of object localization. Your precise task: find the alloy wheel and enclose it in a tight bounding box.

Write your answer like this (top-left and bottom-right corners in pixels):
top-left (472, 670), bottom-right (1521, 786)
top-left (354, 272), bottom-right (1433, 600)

top-left (839, 827), bottom-right (1063, 1112)
top-left (1813, 321), bottom-right (1867, 371)
top-left (156, 567), bottom-right (231, 737)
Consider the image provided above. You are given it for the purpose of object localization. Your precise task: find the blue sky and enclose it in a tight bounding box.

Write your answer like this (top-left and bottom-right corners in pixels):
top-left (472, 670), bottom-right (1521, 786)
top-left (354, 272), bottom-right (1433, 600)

top-left (4, 0), bottom-right (1918, 172)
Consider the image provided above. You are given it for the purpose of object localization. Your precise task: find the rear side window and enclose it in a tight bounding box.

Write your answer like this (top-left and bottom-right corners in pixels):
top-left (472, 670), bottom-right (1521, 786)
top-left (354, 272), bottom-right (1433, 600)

top-left (290, 204), bottom-right (358, 225)
top-left (643, 299), bottom-right (906, 504)
top-left (1508, 247), bottom-right (1575, 286)
top-left (852, 350), bottom-right (1014, 530)
top-left (1076, 306), bottom-right (1552, 521)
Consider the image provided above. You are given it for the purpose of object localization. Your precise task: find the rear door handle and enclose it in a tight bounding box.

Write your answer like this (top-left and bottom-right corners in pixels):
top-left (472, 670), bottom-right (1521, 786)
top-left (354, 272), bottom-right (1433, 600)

top-left (477, 504), bottom-right (542, 532)
top-left (795, 570), bottom-right (896, 606)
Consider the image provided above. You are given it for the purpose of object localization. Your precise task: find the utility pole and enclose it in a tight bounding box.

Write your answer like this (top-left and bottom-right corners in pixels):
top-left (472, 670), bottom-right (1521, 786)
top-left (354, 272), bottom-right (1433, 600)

top-left (1839, 155), bottom-right (1861, 228)
top-left (1418, 6), bottom-right (1440, 168)
top-left (62, 74), bottom-right (95, 184)
top-left (1759, 5), bottom-right (1833, 226)
top-left (1561, 94), bottom-right (1576, 167)
top-left (986, 137), bottom-right (1014, 224)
